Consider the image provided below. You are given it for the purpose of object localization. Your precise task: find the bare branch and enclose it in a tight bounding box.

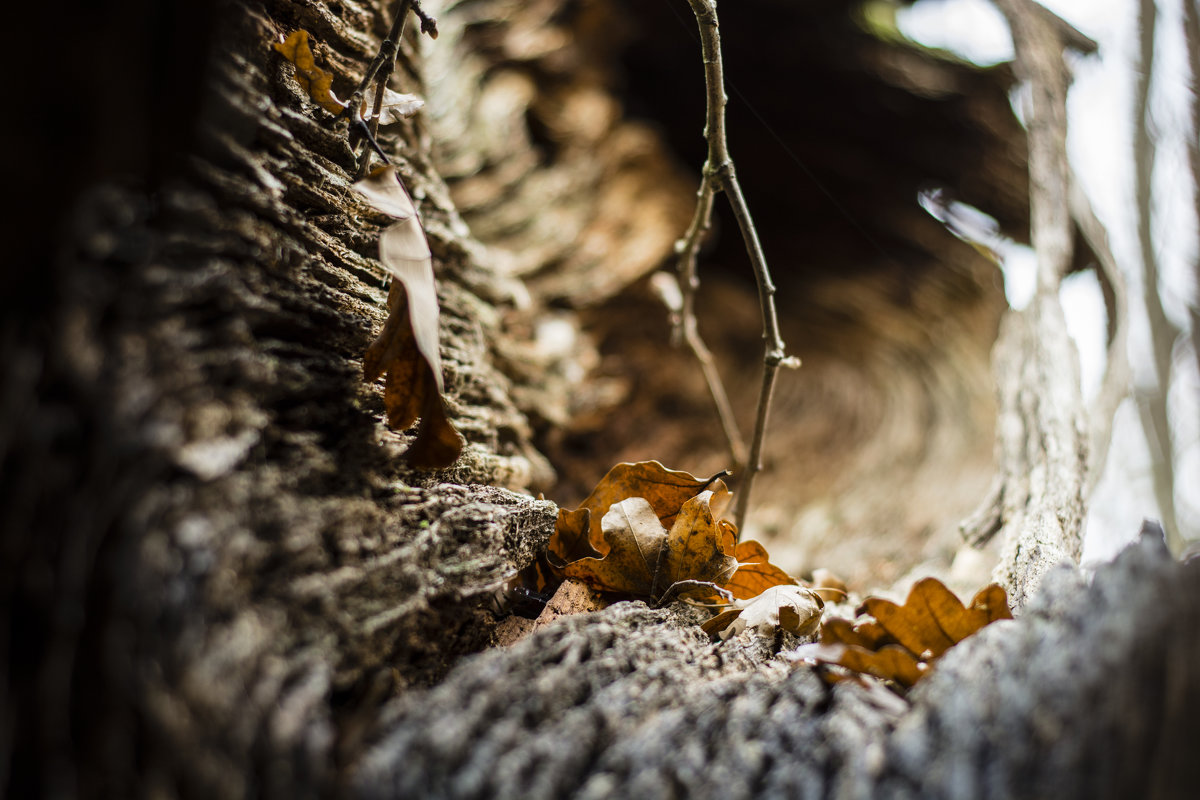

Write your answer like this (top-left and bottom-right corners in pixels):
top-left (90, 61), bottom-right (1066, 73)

top-left (671, 175), bottom-right (748, 469)
top-left (1069, 173), bottom-right (1130, 486)
top-left (1132, 0), bottom-right (1183, 552)
top-left (679, 0), bottom-right (799, 535)
top-left (968, 0), bottom-right (1092, 606)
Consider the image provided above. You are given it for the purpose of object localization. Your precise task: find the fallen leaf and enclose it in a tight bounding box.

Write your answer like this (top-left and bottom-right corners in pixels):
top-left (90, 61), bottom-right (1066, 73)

top-left (557, 486), bottom-right (738, 603)
top-left (722, 539), bottom-right (796, 600)
top-left (274, 30), bottom-right (346, 115)
top-left (354, 166), bottom-right (462, 468)
top-left (858, 577), bottom-right (1009, 659)
top-left (805, 578), bottom-right (1012, 689)
top-left (792, 642), bottom-right (927, 688)
top-left (701, 584), bottom-right (824, 641)
top-left (550, 461), bottom-right (727, 558)
top-left (809, 568), bottom-right (848, 603)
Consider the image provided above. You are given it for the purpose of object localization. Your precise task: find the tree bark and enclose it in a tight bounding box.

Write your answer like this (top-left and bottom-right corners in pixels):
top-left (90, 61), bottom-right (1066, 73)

top-left (4, 1), bottom-right (1198, 798)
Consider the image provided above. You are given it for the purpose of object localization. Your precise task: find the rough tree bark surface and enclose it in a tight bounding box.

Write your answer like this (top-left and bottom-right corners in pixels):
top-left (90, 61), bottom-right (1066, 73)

top-left (3, 1), bottom-right (1198, 799)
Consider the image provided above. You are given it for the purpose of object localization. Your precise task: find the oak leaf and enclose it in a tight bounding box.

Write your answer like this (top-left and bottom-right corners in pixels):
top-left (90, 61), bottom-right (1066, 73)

top-left (723, 539), bottom-right (796, 600)
top-left (354, 166), bottom-right (462, 468)
top-left (536, 461), bottom-right (795, 609)
top-left (554, 487), bottom-right (738, 603)
top-left (796, 577), bottom-right (1012, 689)
top-left (274, 30), bottom-right (346, 115)
top-left (701, 584), bottom-right (824, 641)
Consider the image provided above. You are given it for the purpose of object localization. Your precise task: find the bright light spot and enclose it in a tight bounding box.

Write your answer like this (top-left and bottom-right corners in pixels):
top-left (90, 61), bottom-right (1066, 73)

top-left (1060, 270), bottom-right (1109, 403)
top-left (897, 0), bottom-right (1012, 66)
top-left (999, 244), bottom-right (1037, 311)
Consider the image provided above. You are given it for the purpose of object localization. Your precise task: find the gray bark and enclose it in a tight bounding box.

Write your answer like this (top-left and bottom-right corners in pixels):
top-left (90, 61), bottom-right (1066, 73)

top-left (356, 530), bottom-right (1200, 800)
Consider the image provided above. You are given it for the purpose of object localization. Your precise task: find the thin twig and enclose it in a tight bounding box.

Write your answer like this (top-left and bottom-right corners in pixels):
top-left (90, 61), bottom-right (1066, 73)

top-left (1131, 0), bottom-right (1182, 552)
top-left (681, 0), bottom-right (799, 534)
top-left (1181, 0), bottom-right (1200, 410)
top-left (672, 174), bottom-right (748, 468)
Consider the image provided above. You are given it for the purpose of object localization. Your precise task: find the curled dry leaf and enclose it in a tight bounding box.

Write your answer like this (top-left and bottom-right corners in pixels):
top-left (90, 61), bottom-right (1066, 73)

top-left (274, 30), bottom-right (346, 115)
top-left (554, 486), bottom-right (738, 603)
top-left (724, 539), bottom-right (796, 600)
top-left (524, 460), bottom-right (795, 610)
top-left (354, 166), bottom-right (462, 468)
top-left (363, 85), bottom-right (424, 125)
top-left (701, 584), bottom-right (824, 641)
top-left (274, 30), bottom-right (424, 122)
top-left (797, 577), bottom-right (1013, 689)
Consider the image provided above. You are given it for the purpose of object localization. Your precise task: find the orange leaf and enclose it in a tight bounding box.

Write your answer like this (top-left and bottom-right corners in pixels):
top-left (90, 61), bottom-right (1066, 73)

top-left (811, 579), bottom-right (1012, 689)
top-left (720, 539), bottom-right (795, 600)
top-left (273, 30), bottom-right (347, 115)
top-left (794, 643), bottom-right (927, 689)
top-left (553, 478), bottom-right (737, 603)
top-left (563, 461), bottom-right (726, 553)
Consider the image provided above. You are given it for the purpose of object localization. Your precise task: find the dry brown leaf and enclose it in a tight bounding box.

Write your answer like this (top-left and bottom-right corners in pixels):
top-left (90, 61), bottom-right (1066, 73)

top-left (809, 568), bottom-right (848, 603)
top-left (722, 539), bottom-right (795, 600)
top-left (354, 166), bottom-right (462, 468)
top-left (550, 461), bottom-right (726, 556)
top-left (551, 477), bottom-right (738, 603)
top-left (807, 578), bottom-right (1012, 689)
top-left (274, 31), bottom-right (424, 122)
top-left (701, 584), bottom-right (824, 641)
top-left (859, 577), bottom-right (1008, 659)
top-left (274, 30), bottom-right (346, 115)
top-left (793, 642), bottom-right (928, 688)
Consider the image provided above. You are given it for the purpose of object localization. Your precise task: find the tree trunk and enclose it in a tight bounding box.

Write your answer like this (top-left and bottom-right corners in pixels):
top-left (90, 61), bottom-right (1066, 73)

top-left (4, 1), bottom-right (1197, 798)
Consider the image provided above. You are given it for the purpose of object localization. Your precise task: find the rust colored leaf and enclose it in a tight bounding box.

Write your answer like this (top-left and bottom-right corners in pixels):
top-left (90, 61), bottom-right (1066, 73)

top-left (560, 461), bottom-right (726, 553)
top-left (553, 479), bottom-right (737, 603)
top-left (794, 643), bottom-right (927, 689)
top-left (355, 166), bottom-right (462, 468)
top-left (274, 30), bottom-right (346, 115)
top-left (819, 617), bottom-right (896, 650)
top-left (811, 578), bottom-right (1011, 689)
top-left (970, 583), bottom-right (1014, 623)
top-left (860, 577), bottom-right (1004, 659)
top-left (701, 584), bottom-right (823, 641)
top-left (721, 539), bottom-right (795, 600)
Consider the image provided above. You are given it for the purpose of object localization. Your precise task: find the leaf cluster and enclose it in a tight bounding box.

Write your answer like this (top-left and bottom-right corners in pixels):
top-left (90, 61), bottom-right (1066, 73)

top-left (521, 461), bottom-right (797, 612)
top-left (795, 578), bottom-right (1013, 689)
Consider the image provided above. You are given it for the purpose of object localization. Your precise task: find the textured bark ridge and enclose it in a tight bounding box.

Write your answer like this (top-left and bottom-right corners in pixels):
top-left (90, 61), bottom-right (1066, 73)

top-left (356, 532), bottom-right (1199, 799)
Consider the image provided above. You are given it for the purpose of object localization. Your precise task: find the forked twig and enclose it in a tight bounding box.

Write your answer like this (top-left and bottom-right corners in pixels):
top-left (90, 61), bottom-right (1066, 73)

top-left (676, 0), bottom-right (799, 534)
top-left (669, 174), bottom-right (748, 469)
top-left (346, 0), bottom-right (437, 175)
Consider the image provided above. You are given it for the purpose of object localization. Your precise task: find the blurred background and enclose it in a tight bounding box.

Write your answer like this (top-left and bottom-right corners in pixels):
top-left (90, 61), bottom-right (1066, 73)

top-left (425, 0), bottom-right (1199, 591)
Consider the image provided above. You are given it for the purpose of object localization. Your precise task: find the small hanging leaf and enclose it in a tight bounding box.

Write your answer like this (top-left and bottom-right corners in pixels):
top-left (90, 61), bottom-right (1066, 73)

top-left (354, 166), bottom-right (462, 468)
top-left (363, 85), bottom-right (424, 124)
top-left (274, 30), bottom-right (347, 115)
top-left (701, 584), bottom-right (824, 641)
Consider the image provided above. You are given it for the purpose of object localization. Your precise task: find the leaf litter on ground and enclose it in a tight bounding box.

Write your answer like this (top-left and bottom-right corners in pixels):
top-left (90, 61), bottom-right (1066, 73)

top-left (791, 577), bottom-right (1013, 689)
